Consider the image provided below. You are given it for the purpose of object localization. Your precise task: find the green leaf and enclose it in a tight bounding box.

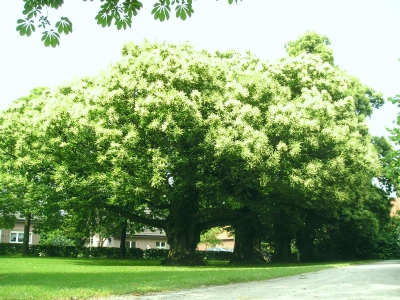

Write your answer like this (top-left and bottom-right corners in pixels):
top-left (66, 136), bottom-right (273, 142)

top-left (116, 19), bottom-right (122, 30)
top-left (176, 7), bottom-right (186, 20)
top-left (55, 17), bottom-right (73, 35)
top-left (95, 14), bottom-right (111, 28)
top-left (151, 1), bottom-right (171, 22)
top-left (175, 3), bottom-right (193, 20)
top-left (49, 0), bottom-right (64, 9)
top-left (16, 19), bottom-right (35, 37)
top-left (41, 30), bottom-right (60, 48)
top-left (26, 7), bottom-right (41, 19)
top-left (151, 6), bottom-right (159, 15)
top-left (23, 2), bottom-right (34, 13)
top-left (123, 0), bottom-right (143, 17)
top-left (116, 15), bottom-right (132, 30)
top-left (38, 15), bottom-right (51, 29)
top-left (23, 4), bottom-right (42, 16)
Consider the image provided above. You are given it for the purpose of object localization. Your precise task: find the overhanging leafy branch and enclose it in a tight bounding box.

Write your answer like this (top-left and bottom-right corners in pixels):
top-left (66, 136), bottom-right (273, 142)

top-left (16, 0), bottom-right (242, 47)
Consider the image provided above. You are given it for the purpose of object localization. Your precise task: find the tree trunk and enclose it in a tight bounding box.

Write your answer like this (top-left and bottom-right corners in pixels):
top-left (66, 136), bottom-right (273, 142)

top-left (296, 223), bottom-right (316, 262)
top-left (108, 197), bottom-right (203, 265)
top-left (119, 219), bottom-right (127, 259)
top-left (283, 237), bottom-right (292, 260)
top-left (163, 197), bottom-right (204, 266)
top-left (274, 237), bottom-right (292, 262)
top-left (327, 238), bottom-right (335, 261)
top-left (98, 236), bottom-right (106, 247)
top-left (230, 213), bottom-right (263, 264)
top-left (22, 214), bottom-right (31, 256)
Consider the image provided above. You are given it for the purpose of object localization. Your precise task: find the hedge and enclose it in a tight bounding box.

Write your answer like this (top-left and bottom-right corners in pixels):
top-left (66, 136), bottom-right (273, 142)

top-left (0, 243), bottom-right (233, 261)
top-left (143, 248), bottom-right (169, 259)
top-left (0, 243), bottom-right (143, 259)
top-left (0, 243), bottom-right (22, 255)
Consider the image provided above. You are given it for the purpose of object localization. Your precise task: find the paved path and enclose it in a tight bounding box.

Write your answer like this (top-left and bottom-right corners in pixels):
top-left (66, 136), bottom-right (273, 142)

top-left (94, 260), bottom-right (400, 300)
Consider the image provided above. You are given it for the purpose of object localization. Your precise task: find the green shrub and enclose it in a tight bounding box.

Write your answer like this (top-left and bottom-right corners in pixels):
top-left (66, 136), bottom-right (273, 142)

top-left (30, 245), bottom-right (80, 257)
top-left (0, 244), bottom-right (232, 261)
top-left (356, 252), bottom-right (381, 260)
top-left (0, 243), bottom-right (22, 255)
top-left (30, 245), bottom-right (144, 259)
top-left (39, 230), bottom-right (75, 247)
top-left (144, 248), bottom-right (168, 259)
top-left (126, 247), bottom-right (144, 259)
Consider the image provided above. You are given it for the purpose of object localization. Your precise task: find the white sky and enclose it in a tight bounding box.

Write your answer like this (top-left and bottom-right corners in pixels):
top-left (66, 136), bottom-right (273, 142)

top-left (1, 0), bottom-right (399, 139)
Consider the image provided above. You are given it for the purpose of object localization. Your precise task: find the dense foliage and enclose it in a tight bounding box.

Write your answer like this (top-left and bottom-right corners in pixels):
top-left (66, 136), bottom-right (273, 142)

top-left (1, 32), bottom-right (397, 263)
top-left (0, 87), bottom-right (63, 254)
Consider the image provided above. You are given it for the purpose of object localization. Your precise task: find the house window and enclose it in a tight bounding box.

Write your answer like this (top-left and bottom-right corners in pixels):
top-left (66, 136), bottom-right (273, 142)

top-left (125, 241), bottom-right (137, 248)
top-left (156, 241), bottom-right (166, 249)
top-left (10, 232), bottom-right (32, 244)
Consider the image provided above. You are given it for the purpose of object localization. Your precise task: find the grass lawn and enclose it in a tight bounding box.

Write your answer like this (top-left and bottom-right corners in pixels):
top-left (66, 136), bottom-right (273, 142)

top-left (0, 256), bottom-right (366, 300)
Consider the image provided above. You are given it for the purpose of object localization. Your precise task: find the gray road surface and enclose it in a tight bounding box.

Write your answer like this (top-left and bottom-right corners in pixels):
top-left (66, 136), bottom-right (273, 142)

top-left (93, 260), bottom-right (400, 300)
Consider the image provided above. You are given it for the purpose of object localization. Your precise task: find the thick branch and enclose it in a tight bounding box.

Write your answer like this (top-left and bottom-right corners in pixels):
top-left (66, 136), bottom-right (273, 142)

top-left (196, 207), bottom-right (251, 231)
top-left (106, 205), bottom-right (166, 229)
top-left (143, 199), bottom-right (171, 210)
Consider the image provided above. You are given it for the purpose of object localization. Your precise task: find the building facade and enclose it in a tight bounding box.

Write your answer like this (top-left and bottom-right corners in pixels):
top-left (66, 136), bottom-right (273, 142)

top-left (0, 217), bottom-right (39, 245)
top-left (1, 220), bottom-right (234, 252)
top-left (196, 230), bottom-right (235, 251)
top-left (89, 228), bottom-right (170, 250)
top-left (391, 198), bottom-right (400, 217)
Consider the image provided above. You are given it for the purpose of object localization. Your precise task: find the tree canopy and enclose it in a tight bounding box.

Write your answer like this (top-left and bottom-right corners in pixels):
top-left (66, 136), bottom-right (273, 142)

top-left (285, 31), bottom-right (335, 65)
top-left (387, 94), bottom-right (400, 192)
top-left (16, 0), bottom-right (242, 47)
top-left (0, 33), bottom-right (393, 264)
top-left (0, 87), bottom-right (62, 254)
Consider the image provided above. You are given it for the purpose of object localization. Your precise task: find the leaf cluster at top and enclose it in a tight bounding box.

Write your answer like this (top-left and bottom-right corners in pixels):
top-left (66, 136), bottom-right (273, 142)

top-left (16, 0), bottom-right (242, 47)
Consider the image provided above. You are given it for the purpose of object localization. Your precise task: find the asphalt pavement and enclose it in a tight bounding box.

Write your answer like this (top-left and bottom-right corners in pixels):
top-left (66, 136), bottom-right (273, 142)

top-left (92, 260), bottom-right (400, 300)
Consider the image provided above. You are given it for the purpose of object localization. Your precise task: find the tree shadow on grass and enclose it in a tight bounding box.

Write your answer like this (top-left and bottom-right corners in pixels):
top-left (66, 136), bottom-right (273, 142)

top-left (68, 258), bottom-right (351, 269)
top-left (68, 258), bottom-right (163, 267)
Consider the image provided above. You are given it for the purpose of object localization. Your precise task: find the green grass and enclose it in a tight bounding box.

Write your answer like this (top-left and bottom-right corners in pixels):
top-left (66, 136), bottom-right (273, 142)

top-left (0, 256), bottom-right (367, 300)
